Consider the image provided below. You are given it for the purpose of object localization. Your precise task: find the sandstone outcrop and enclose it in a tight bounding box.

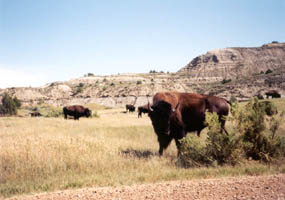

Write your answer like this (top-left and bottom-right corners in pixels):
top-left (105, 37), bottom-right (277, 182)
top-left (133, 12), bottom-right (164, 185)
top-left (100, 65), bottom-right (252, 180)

top-left (178, 42), bottom-right (285, 82)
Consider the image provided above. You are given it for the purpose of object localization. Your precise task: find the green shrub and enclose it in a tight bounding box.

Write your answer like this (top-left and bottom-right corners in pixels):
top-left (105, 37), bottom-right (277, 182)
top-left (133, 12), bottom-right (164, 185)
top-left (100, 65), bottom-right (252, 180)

top-left (269, 111), bottom-right (284, 139)
top-left (13, 97), bottom-right (21, 108)
top-left (230, 98), bottom-right (284, 162)
top-left (204, 112), bottom-right (243, 166)
top-left (229, 96), bottom-right (238, 103)
top-left (179, 98), bottom-right (285, 168)
top-left (179, 112), bottom-right (243, 168)
top-left (0, 93), bottom-right (21, 116)
top-left (263, 101), bottom-right (277, 116)
top-left (179, 135), bottom-right (213, 168)
top-left (274, 136), bottom-right (285, 157)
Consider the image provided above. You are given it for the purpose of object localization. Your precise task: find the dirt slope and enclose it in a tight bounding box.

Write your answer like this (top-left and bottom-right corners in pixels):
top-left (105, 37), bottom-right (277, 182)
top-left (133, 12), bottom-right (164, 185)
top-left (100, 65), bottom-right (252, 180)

top-left (5, 174), bottom-right (285, 200)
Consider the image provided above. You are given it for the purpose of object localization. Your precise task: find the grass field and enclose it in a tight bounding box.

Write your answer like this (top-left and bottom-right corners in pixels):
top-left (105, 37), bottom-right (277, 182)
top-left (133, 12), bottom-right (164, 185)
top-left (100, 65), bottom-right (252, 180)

top-left (1, 99), bottom-right (285, 198)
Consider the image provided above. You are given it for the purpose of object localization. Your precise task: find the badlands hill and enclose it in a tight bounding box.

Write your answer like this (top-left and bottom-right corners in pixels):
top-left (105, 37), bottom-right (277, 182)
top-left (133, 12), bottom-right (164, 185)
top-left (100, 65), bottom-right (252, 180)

top-left (0, 42), bottom-right (284, 108)
top-left (178, 42), bottom-right (285, 81)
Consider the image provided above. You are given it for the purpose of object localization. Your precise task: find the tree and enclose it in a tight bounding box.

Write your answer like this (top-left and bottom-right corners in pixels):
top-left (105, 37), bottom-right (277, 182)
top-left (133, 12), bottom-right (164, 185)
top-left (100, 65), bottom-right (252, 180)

top-left (0, 93), bottom-right (21, 116)
top-left (13, 96), bottom-right (22, 108)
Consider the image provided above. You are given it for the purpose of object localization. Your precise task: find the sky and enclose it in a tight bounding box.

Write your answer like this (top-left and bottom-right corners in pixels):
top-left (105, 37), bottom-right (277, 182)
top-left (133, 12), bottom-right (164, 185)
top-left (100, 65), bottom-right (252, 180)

top-left (0, 0), bottom-right (284, 88)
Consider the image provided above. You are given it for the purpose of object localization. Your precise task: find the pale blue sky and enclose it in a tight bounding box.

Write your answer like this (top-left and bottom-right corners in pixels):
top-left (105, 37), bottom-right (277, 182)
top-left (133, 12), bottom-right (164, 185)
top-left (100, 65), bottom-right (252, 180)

top-left (0, 0), bottom-right (284, 88)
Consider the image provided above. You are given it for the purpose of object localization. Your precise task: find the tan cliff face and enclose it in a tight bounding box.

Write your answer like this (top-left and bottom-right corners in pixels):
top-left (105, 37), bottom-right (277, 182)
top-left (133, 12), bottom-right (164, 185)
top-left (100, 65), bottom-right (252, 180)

top-left (0, 74), bottom-right (189, 107)
top-left (178, 43), bottom-right (285, 82)
top-left (0, 43), bottom-right (284, 108)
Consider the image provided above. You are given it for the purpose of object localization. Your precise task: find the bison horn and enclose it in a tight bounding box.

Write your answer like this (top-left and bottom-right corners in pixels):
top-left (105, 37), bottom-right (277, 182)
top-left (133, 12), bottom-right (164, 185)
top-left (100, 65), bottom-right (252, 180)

top-left (148, 102), bottom-right (153, 111)
top-left (172, 103), bottom-right (180, 112)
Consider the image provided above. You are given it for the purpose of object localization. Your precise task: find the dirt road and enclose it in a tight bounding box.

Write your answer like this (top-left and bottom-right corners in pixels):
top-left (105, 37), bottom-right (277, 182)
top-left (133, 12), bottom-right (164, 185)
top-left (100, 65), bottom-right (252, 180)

top-left (5, 174), bottom-right (285, 200)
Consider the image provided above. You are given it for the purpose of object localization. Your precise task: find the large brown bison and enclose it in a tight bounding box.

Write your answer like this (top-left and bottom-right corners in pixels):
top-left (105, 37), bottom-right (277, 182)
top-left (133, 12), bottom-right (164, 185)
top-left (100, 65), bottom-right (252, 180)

top-left (63, 105), bottom-right (91, 120)
top-left (148, 92), bottom-right (230, 155)
top-left (138, 104), bottom-right (149, 118)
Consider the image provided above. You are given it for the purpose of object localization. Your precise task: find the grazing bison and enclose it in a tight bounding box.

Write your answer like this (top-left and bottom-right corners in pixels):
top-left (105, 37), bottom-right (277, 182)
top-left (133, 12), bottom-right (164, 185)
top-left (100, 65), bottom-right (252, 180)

top-left (148, 92), bottom-right (230, 155)
top-left (265, 90), bottom-right (281, 99)
top-left (126, 104), bottom-right (136, 113)
top-left (138, 104), bottom-right (149, 118)
top-left (63, 105), bottom-right (91, 120)
top-left (30, 111), bottom-right (42, 117)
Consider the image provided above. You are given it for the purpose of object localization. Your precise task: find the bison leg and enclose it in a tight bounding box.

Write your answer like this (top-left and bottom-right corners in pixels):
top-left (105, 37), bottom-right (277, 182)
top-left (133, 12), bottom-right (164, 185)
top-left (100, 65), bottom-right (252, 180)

top-left (64, 114), bottom-right (67, 119)
top-left (222, 126), bottom-right (229, 135)
top-left (158, 134), bottom-right (172, 156)
top-left (220, 117), bottom-right (229, 135)
top-left (174, 129), bottom-right (187, 156)
top-left (74, 116), bottom-right (79, 120)
top-left (197, 130), bottom-right (201, 137)
top-left (174, 139), bottom-right (182, 156)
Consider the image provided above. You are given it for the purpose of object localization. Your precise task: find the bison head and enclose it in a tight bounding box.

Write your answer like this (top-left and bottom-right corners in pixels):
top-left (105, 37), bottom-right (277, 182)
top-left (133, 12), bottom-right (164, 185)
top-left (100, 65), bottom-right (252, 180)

top-left (148, 101), bottom-right (180, 155)
top-left (85, 108), bottom-right (92, 118)
top-left (148, 101), bottom-right (175, 136)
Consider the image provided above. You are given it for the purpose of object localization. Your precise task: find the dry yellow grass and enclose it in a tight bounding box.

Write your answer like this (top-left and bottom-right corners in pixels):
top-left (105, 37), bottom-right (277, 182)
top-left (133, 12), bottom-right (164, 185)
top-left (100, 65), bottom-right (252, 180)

top-left (1, 104), bottom-right (285, 198)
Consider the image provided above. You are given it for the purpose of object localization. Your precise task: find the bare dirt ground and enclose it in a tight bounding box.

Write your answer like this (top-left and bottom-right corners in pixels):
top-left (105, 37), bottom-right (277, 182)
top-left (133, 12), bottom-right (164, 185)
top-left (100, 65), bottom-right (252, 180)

top-left (5, 174), bottom-right (285, 200)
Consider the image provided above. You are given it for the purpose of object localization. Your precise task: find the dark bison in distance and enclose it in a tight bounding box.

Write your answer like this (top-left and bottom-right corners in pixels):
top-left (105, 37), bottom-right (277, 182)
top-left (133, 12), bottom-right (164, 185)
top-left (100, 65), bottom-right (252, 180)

top-left (30, 111), bottom-right (42, 117)
top-left (138, 104), bottom-right (149, 118)
top-left (126, 104), bottom-right (136, 113)
top-left (63, 105), bottom-right (91, 120)
top-left (265, 90), bottom-right (281, 99)
top-left (148, 92), bottom-right (230, 155)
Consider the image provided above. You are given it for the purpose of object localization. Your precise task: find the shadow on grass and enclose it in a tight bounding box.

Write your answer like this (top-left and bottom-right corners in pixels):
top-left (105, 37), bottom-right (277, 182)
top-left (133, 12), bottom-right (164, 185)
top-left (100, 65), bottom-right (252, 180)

top-left (119, 148), bottom-right (156, 159)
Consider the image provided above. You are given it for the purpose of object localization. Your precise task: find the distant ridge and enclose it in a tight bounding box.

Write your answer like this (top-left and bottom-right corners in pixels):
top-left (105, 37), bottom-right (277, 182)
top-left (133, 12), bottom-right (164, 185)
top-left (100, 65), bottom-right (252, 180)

top-left (1, 42), bottom-right (284, 107)
top-left (178, 42), bottom-right (285, 82)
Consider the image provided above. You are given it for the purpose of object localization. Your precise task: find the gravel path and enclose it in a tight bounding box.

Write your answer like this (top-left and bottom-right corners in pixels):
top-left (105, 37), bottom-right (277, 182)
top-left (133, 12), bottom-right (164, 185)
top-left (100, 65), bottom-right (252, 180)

top-left (5, 174), bottom-right (285, 200)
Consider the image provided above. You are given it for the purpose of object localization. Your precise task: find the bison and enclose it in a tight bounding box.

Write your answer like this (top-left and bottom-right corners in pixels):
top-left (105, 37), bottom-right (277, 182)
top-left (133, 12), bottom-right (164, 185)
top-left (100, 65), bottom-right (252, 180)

top-left (265, 90), bottom-right (281, 99)
top-left (30, 111), bottom-right (42, 117)
top-left (138, 104), bottom-right (149, 118)
top-left (126, 104), bottom-right (136, 113)
top-left (63, 105), bottom-right (91, 120)
top-left (148, 92), bottom-right (230, 156)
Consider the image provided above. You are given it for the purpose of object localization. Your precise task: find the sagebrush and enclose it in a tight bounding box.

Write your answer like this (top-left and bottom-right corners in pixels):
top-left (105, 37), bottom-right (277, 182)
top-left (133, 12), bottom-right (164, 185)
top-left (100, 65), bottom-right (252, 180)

top-left (179, 98), bottom-right (285, 167)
